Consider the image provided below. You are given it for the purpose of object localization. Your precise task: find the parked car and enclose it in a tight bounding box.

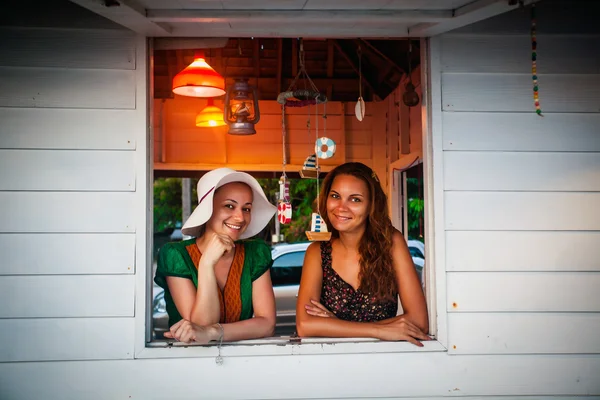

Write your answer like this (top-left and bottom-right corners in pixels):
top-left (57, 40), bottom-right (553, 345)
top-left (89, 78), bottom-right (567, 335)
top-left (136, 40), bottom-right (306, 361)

top-left (152, 240), bottom-right (425, 338)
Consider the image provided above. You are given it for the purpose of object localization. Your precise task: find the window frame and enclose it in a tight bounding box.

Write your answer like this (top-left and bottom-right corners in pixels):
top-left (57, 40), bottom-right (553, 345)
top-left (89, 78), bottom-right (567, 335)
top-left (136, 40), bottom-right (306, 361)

top-left (135, 37), bottom-right (448, 358)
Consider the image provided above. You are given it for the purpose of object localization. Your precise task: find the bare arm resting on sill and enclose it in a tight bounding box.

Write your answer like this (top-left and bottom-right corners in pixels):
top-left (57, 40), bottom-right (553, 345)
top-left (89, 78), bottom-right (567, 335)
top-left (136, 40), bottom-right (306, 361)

top-left (296, 232), bottom-right (429, 346)
top-left (165, 269), bottom-right (276, 343)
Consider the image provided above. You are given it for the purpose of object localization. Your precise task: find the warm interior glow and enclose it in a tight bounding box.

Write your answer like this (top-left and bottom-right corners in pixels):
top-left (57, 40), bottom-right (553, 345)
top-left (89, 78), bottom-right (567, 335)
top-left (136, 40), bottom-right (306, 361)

top-left (172, 56), bottom-right (225, 98)
top-left (196, 99), bottom-right (226, 128)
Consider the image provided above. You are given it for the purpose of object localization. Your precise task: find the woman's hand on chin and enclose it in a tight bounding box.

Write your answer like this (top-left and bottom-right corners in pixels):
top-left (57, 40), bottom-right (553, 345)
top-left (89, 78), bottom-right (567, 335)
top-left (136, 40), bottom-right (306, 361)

top-left (164, 319), bottom-right (220, 344)
top-left (200, 233), bottom-right (235, 267)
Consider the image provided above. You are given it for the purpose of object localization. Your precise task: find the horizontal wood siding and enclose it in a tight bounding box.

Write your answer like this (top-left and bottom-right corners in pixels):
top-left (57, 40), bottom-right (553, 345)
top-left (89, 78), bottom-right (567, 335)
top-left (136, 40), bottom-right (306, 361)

top-left (0, 150), bottom-right (136, 191)
top-left (0, 275), bottom-right (135, 318)
top-left (0, 27), bottom-right (141, 363)
top-left (444, 151), bottom-right (600, 191)
top-left (0, 352), bottom-right (599, 398)
top-left (443, 112), bottom-right (600, 152)
top-left (446, 231), bottom-right (600, 272)
top-left (0, 318), bottom-right (134, 362)
top-left (441, 35), bottom-right (600, 74)
top-left (447, 272), bottom-right (600, 312)
top-left (0, 66), bottom-right (136, 109)
top-left (0, 192), bottom-right (136, 233)
top-left (445, 192), bottom-right (600, 231)
top-left (0, 233), bottom-right (135, 275)
top-left (0, 27), bottom-right (136, 69)
top-left (449, 313), bottom-right (600, 354)
top-left (438, 1), bottom-right (600, 356)
top-left (442, 73), bottom-right (600, 113)
top-left (0, 108), bottom-right (137, 150)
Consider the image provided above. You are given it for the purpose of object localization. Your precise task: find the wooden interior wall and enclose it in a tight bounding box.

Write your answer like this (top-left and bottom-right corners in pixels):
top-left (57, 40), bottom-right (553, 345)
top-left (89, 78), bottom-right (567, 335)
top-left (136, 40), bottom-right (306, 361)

top-left (154, 97), bottom-right (382, 171)
top-left (153, 91), bottom-right (423, 197)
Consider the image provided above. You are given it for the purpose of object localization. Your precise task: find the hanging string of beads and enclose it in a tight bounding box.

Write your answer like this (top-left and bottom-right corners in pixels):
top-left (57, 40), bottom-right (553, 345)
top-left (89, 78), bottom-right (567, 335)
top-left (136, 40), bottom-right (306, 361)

top-left (531, 3), bottom-right (543, 116)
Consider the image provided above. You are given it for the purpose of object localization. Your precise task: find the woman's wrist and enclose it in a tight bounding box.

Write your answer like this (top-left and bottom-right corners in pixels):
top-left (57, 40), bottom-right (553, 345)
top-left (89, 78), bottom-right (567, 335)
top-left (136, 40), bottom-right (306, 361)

top-left (208, 323), bottom-right (223, 342)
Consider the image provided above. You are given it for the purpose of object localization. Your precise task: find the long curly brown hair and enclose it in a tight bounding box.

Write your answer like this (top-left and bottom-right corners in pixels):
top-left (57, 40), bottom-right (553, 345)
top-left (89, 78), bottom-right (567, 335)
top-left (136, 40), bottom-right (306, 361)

top-left (318, 162), bottom-right (397, 300)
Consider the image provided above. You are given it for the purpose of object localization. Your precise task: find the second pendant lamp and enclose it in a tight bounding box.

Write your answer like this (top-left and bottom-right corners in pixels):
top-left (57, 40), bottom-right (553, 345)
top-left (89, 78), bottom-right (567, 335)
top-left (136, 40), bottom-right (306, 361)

top-left (196, 98), bottom-right (226, 128)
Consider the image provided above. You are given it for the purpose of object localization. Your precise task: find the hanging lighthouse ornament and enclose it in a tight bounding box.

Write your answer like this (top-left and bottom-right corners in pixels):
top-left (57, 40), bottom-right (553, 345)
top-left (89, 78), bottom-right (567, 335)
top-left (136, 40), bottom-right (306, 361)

top-left (277, 174), bottom-right (292, 224)
top-left (315, 137), bottom-right (336, 159)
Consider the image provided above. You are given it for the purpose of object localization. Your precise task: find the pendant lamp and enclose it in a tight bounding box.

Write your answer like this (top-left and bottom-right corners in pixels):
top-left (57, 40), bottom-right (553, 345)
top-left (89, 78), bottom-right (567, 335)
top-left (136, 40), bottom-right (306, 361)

top-left (196, 98), bottom-right (226, 127)
top-left (172, 52), bottom-right (225, 98)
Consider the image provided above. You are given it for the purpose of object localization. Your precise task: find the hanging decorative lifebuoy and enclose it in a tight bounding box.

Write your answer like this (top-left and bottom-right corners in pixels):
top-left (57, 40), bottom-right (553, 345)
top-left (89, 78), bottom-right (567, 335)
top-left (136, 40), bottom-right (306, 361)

top-left (315, 137), bottom-right (336, 159)
top-left (277, 201), bottom-right (292, 224)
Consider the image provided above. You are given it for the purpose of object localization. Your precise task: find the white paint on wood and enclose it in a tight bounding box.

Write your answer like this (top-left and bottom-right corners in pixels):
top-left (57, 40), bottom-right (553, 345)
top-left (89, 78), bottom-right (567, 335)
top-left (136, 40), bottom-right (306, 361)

top-left (0, 67), bottom-right (135, 109)
top-left (425, 36), bottom-right (448, 347)
top-left (0, 27), bottom-right (135, 70)
top-left (449, 313), bottom-right (600, 354)
top-left (446, 231), bottom-right (600, 272)
top-left (451, 0), bottom-right (600, 35)
top-left (69, 0), bottom-right (171, 36)
top-left (443, 112), bottom-right (600, 151)
top-left (0, 150), bottom-right (136, 191)
top-left (441, 34), bottom-right (600, 74)
top-left (444, 151), bottom-right (600, 191)
top-left (0, 108), bottom-right (137, 150)
top-left (445, 192), bottom-right (600, 231)
top-left (132, 34), bottom-right (152, 353)
top-left (0, 318), bottom-right (134, 362)
top-left (0, 275), bottom-right (134, 318)
top-left (0, 233), bottom-right (135, 275)
top-left (442, 73), bottom-right (600, 113)
top-left (148, 9), bottom-right (452, 23)
top-left (0, 352), bottom-right (599, 399)
top-left (448, 272), bottom-right (600, 312)
top-left (0, 192), bottom-right (136, 233)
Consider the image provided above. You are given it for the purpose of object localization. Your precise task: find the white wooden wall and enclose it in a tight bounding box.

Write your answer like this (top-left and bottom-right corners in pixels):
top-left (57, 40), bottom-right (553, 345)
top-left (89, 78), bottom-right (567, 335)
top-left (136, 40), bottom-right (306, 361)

top-left (433, 0), bottom-right (600, 357)
top-left (0, 22), bottom-right (145, 365)
top-left (1, 1), bottom-right (600, 399)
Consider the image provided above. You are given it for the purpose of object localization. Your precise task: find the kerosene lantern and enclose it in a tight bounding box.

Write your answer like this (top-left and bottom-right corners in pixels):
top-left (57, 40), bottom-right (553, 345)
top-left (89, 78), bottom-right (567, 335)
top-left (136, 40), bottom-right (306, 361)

top-left (223, 78), bottom-right (260, 135)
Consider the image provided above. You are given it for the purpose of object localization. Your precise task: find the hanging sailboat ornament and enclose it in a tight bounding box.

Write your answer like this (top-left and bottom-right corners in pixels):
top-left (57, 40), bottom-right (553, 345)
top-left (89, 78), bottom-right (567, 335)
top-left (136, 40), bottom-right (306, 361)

top-left (306, 213), bottom-right (331, 241)
top-left (355, 45), bottom-right (366, 122)
top-left (275, 39), bottom-right (330, 241)
top-left (315, 137), bottom-right (336, 159)
top-left (299, 154), bottom-right (319, 179)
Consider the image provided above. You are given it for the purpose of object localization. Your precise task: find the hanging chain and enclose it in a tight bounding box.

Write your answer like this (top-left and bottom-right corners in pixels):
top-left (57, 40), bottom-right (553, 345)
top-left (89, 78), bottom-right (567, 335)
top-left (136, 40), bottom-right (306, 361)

top-left (358, 45), bottom-right (363, 98)
top-left (287, 39), bottom-right (320, 94)
top-left (281, 104), bottom-right (287, 175)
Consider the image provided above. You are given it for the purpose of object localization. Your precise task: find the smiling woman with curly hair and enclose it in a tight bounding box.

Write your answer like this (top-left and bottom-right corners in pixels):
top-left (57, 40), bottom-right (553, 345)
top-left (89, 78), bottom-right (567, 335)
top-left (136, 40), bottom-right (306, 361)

top-left (296, 162), bottom-right (429, 345)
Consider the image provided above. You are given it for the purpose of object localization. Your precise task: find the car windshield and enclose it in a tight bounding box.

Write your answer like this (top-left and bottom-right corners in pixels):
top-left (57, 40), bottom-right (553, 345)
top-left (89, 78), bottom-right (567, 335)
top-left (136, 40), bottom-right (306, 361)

top-left (271, 251), bottom-right (305, 287)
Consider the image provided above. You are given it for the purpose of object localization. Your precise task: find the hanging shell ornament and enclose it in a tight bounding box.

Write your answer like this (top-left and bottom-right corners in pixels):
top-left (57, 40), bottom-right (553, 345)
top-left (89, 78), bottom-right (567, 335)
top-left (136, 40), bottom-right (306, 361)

top-left (355, 97), bottom-right (366, 121)
top-left (355, 45), bottom-right (365, 122)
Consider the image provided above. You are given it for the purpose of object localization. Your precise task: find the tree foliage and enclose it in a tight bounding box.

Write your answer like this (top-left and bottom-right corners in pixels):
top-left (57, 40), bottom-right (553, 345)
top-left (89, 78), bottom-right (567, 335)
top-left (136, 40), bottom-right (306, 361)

top-left (154, 177), bottom-right (319, 244)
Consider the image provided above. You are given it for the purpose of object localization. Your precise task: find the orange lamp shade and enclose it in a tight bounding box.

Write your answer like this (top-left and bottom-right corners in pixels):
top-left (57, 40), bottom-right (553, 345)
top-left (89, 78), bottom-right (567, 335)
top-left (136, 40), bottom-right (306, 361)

top-left (172, 56), bottom-right (226, 98)
top-left (196, 99), bottom-right (226, 127)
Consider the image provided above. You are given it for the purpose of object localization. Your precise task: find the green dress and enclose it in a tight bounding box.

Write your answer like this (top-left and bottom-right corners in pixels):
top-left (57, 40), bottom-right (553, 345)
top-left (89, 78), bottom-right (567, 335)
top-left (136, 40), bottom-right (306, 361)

top-left (154, 238), bottom-right (273, 328)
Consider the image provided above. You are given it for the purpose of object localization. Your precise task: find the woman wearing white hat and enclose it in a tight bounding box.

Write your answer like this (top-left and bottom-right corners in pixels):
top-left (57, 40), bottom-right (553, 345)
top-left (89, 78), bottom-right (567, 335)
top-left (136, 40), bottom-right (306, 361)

top-left (154, 168), bottom-right (277, 343)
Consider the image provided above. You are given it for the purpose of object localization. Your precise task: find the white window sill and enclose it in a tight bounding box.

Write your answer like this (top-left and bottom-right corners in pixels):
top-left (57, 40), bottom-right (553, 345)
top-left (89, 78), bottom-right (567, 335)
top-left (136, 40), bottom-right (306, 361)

top-left (137, 337), bottom-right (447, 359)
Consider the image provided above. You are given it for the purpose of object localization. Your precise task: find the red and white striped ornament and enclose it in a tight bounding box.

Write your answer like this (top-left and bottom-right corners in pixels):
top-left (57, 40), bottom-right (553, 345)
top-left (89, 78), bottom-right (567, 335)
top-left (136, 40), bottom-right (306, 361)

top-left (277, 201), bottom-right (292, 224)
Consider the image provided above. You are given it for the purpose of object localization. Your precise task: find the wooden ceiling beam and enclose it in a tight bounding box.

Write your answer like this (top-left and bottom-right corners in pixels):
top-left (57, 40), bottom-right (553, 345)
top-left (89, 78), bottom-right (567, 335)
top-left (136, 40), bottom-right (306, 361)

top-left (148, 9), bottom-right (452, 24)
top-left (360, 39), bottom-right (405, 75)
top-left (332, 40), bottom-right (380, 101)
top-left (69, 0), bottom-right (171, 36)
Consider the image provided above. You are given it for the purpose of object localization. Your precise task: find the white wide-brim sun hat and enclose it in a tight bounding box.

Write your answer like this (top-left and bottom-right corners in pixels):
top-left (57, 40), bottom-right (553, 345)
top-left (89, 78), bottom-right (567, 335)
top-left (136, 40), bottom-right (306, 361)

top-left (181, 168), bottom-right (277, 239)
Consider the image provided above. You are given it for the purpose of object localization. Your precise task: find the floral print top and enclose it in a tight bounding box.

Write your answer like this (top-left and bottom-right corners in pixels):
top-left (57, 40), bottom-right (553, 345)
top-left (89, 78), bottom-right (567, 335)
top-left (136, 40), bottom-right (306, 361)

top-left (319, 241), bottom-right (398, 322)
